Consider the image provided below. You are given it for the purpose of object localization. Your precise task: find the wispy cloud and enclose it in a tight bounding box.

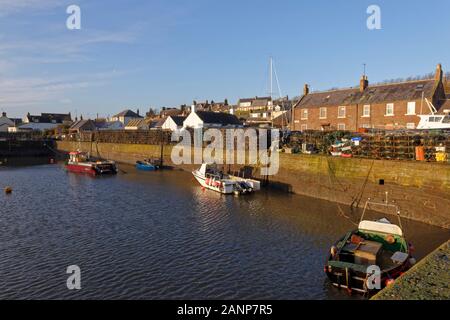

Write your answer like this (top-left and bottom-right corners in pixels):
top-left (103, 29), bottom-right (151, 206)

top-left (0, 70), bottom-right (124, 108)
top-left (0, 0), bottom-right (63, 16)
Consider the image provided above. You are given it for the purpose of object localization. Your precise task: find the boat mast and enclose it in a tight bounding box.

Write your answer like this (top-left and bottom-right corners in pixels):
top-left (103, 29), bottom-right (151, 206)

top-left (269, 57), bottom-right (288, 129)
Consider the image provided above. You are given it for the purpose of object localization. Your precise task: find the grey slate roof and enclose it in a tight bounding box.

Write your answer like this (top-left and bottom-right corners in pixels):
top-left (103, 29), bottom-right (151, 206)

top-left (170, 116), bottom-right (187, 126)
top-left (70, 119), bottom-right (96, 131)
top-left (113, 109), bottom-right (142, 118)
top-left (196, 111), bottom-right (241, 125)
top-left (296, 79), bottom-right (436, 109)
top-left (26, 113), bottom-right (72, 123)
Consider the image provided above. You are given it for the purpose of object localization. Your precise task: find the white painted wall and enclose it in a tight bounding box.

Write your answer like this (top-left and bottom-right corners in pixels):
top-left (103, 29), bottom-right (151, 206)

top-left (0, 116), bottom-right (14, 132)
top-left (183, 112), bottom-right (204, 129)
top-left (162, 117), bottom-right (181, 131)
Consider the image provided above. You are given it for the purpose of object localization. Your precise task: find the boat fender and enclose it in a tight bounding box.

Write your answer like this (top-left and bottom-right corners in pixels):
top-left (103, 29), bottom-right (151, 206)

top-left (385, 278), bottom-right (395, 287)
top-left (409, 243), bottom-right (415, 254)
top-left (385, 235), bottom-right (396, 245)
top-left (409, 257), bottom-right (417, 266)
top-left (330, 246), bottom-right (338, 258)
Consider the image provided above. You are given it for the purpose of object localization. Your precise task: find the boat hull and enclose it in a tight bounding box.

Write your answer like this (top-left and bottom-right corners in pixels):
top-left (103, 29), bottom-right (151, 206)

top-left (66, 163), bottom-right (117, 176)
top-left (66, 164), bottom-right (97, 175)
top-left (136, 163), bottom-right (157, 171)
top-left (192, 170), bottom-right (235, 194)
top-left (325, 257), bottom-right (411, 295)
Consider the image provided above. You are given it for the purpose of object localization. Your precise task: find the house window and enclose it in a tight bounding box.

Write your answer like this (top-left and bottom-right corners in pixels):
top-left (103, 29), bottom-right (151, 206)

top-left (301, 109), bottom-right (308, 120)
top-left (362, 105), bottom-right (371, 117)
top-left (337, 123), bottom-right (346, 131)
top-left (406, 123), bottom-right (416, 129)
top-left (407, 102), bottom-right (416, 115)
top-left (386, 103), bottom-right (394, 116)
top-left (338, 106), bottom-right (346, 118)
top-left (301, 124), bottom-right (308, 131)
top-left (319, 107), bottom-right (327, 119)
top-left (362, 124), bottom-right (371, 129)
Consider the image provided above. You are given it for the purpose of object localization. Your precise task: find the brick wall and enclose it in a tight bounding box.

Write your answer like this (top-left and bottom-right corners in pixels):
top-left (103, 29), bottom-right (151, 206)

top-left (293, 98), bottom-right (426, 131)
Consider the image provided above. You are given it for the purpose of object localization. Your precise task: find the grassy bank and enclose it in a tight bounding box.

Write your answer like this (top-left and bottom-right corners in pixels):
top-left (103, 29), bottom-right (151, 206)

top-left (372, 240), bottom-right (450, 300)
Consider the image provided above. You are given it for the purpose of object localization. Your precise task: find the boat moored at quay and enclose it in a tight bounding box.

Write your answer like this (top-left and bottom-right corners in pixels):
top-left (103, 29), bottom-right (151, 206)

top-left (66, 151), bottom-right (118, 176)
top-left (136, 158), bottom-right (162, 171)
top-left (192, 163), bottom-right (261, 195)
top-left (324, 198), bottom-right (415, 296)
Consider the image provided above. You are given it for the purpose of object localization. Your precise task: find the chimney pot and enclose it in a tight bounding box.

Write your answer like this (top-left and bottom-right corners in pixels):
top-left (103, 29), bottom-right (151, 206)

top-left (435, 63), bottom-right (443, 82)
top-left (303, 84), bottom-right (309, 96)
top-left (360, 75), bottom-right (369, 92)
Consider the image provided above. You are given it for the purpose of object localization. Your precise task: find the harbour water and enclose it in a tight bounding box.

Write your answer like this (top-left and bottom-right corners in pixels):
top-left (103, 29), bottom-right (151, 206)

top-left (0, 161), bottom-right (448, 299)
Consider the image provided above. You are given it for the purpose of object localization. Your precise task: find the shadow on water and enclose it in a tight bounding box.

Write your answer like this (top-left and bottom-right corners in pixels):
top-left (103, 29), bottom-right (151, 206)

top-left (0, 161), bottom-right (448, 300)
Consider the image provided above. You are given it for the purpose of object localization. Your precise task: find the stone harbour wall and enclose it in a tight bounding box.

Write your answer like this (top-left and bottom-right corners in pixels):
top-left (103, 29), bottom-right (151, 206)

top-left (56, 141), bottom-right (450, 228)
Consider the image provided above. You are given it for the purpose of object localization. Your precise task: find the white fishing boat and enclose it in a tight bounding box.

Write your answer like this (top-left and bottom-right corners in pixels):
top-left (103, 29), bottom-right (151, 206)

top-left (416, 98), bottom-right (450, 130)
top-left (417, 114), bottom-right (450, 129)
top-left (192, 164), bottom-right (258, 195)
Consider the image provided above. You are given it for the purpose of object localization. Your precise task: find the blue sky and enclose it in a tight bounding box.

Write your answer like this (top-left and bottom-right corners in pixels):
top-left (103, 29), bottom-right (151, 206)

top-left (0, 0), bottom-right (449, 118)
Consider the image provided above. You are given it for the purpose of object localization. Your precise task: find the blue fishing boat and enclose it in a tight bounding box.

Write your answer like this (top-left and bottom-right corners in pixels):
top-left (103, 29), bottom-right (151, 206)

top-left (136, 160), bottom-right (158, 171)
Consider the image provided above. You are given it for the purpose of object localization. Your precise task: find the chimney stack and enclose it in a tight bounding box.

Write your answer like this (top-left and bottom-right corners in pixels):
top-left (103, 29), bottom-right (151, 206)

top-left (435, 63), bottom-right (443, 82)
top-left (303, 84), bottom-right (309, 96)
top-left (1, 112), bottom-right (6, 117)
top-left (360, 75), bottom-right (369, 92)
top-left (137, 108), bottom-right (140, 116)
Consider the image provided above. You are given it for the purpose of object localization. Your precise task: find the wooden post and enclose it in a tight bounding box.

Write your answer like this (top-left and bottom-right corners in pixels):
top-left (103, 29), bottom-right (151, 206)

top-left (160, 129), bottom-right (164, 167)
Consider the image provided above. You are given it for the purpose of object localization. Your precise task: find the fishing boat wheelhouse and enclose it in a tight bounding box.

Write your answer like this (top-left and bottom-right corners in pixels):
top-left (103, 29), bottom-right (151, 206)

top-left (325, 198), bottom-right (415, 296)
top-left (66, 151), bottom-right (118, 176)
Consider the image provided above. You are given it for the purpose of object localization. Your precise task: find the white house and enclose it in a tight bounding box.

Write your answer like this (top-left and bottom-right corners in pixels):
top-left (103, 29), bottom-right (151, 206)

top-left (0, 112), bottom-right (14, 132)
top-left (124, 119), bottom-right (149, 131)
top-left (183, 110), bottom-right (242, 129)
top-left (111, 109), bottom-right (143, 126)
top-left (161, 116), bottom-right (186, 131)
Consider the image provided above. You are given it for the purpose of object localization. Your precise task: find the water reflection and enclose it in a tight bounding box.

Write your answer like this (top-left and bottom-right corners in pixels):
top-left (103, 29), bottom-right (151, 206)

top-left (0, 162), bottom-right (447, 300)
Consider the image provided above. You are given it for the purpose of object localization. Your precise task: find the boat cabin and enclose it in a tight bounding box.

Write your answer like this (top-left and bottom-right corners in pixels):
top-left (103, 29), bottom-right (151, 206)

top-left (69, 151), bottom-right (90, 163)
top-left (417, 114), bottom-right (450, 129)
top-left (334, 220), bottom-right (408, 268)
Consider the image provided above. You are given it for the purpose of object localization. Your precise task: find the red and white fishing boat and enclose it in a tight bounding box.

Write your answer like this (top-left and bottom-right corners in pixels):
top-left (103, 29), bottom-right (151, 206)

top-left (66, 151), bottom-right (118, 176)
top-left (192, 164), bottom-right (260, 195)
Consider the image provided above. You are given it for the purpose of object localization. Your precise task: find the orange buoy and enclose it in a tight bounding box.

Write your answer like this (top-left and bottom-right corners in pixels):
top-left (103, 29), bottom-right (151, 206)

top-left (385, 234), bottom-right (396, 245)
top-left (385, 278), bottom-right (395, 287)
top-left (4, 186), bottom-right (12, 194)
